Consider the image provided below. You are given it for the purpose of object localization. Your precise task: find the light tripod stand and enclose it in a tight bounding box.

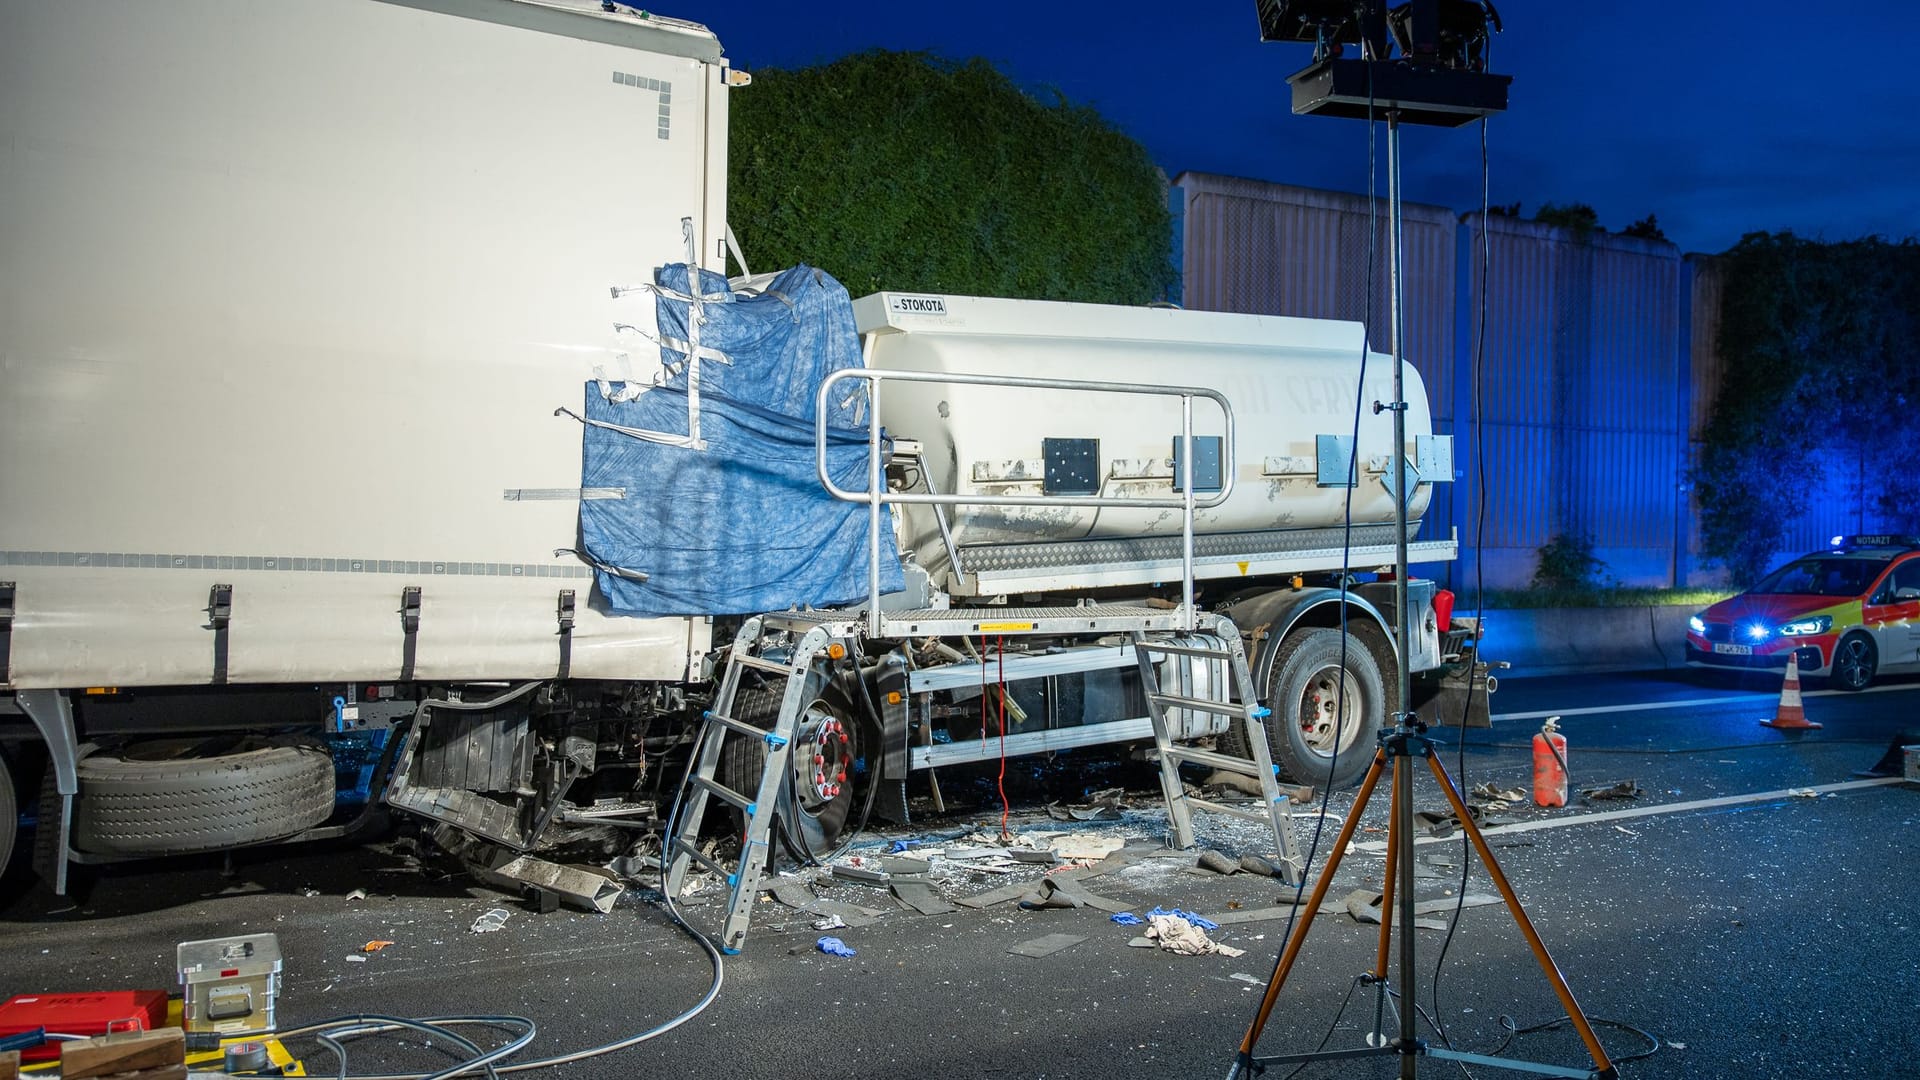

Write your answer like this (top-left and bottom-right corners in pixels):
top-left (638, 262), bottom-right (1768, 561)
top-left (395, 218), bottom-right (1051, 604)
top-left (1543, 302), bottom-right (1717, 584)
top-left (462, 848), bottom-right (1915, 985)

top-left (1229, 727), bottom-right (1616, 1079)
top-left (1233, 4), bottom-right (1614, 1076)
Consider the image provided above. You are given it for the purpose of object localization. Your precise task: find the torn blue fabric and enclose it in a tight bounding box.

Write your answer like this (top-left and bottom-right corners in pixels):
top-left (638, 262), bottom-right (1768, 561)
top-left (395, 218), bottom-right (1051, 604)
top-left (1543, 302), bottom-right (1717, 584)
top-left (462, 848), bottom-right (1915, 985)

top-left (1147, 906), bottom-right (1218, 931)
top-left (652, 263), bottom-right (868, 428)
top-left (576, 264), bottom-right (902, 616)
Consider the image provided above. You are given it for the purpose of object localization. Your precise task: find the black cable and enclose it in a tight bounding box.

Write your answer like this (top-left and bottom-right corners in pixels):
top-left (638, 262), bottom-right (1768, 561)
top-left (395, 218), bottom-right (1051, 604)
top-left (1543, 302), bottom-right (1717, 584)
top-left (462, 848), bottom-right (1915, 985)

top-left (1239, 62), bottom-right (1376, 1079)
top-left (1485, 1013), bottom-right (1662, 1065)
top-left (1427, 112), bottom-right (1495, 1072)
top-left (1275, 975), bottom-right (1369, 1080)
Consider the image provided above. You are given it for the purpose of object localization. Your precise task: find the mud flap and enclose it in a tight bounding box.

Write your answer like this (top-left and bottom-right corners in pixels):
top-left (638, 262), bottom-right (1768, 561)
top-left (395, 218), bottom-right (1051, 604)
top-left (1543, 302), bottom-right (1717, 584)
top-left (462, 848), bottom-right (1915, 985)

top-left (870, 650), bottom-right (911, 824)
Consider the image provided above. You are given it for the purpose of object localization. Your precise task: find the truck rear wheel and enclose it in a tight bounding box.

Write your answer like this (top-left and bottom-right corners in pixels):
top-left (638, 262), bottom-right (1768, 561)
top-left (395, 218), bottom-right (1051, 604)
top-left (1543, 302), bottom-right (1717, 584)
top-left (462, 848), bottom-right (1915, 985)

top-left (71, 736), bottom-right (335, 856)
top-left (1262, 627), bottom-right (1385, 790)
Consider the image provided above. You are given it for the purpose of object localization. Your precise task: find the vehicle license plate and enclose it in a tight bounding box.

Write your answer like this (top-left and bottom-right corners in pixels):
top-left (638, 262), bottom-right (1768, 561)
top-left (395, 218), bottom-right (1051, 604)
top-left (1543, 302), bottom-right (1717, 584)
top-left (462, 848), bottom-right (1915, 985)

top-left (1712, 643), bottom-right (1753, 656)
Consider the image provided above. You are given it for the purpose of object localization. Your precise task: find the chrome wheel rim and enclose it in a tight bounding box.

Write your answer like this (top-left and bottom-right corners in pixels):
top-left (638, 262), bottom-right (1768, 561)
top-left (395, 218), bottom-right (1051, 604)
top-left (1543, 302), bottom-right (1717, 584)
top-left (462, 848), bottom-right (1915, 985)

top-left (1297, 665), bottom-right (1365, 759)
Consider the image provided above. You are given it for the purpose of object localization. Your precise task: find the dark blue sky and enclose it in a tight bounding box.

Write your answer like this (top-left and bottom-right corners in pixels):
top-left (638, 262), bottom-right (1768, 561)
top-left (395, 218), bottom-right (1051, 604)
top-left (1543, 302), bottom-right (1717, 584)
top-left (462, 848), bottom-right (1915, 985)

top-left (699, 2), bottom-right (1915, 255)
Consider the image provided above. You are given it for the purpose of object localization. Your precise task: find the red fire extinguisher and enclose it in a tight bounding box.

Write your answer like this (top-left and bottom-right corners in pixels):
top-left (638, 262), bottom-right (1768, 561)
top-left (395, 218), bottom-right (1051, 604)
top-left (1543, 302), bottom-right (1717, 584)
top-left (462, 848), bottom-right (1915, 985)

top-left (1532, 716), bottom-right (1568, 807)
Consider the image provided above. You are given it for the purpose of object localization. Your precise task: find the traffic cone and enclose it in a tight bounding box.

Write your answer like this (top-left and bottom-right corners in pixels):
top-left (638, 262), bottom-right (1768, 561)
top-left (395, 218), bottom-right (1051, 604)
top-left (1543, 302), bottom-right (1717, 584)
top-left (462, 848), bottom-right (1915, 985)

top-left (1761, 653), bottom-right (1822, 730)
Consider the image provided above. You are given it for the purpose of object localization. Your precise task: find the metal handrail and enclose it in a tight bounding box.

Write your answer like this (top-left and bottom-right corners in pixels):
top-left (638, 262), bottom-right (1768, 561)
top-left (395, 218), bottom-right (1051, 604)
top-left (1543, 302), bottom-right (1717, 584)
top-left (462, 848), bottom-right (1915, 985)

top-left (813, 367), bottom-right (1236, 635)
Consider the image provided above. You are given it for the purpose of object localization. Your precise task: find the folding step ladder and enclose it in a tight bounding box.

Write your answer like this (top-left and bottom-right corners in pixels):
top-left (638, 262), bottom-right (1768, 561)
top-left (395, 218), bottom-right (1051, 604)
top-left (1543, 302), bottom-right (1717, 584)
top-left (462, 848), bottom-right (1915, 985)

top-left (1132, 624), bottom-right (1304, 885)
top-left (665, 616), bottom-right (839, 953)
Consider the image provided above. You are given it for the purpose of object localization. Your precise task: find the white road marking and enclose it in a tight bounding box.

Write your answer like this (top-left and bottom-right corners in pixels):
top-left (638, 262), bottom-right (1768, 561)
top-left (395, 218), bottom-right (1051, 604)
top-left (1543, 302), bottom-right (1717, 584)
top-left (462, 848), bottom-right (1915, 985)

top-left (1491, 680), bottom-right (1917, 724)
top-left (1352, 776), bottom-right (1908, 852)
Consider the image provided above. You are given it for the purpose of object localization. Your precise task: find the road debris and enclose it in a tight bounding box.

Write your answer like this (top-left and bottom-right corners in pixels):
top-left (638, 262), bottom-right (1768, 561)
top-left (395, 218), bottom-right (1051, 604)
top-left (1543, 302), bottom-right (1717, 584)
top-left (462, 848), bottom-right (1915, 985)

top-left (1146, 906), bottom-right (1218, 931)
top-left (816, 936), bottom-right (857, 958)
top-left (345, 888), bottom-right (368, 902)
top-left (1469, 782), bottom-right (1528, 812)
top-left (1580, 780), bottom-right (1644, 802)
top-left (1053, 835), bottom-right (1126, 861)
top-left (472, 853), bottom-right (623, 913)
top-left (813, 914), bottom-right (847, 931)
top-left (769, 880), bottom-right (888, 927)
top-left (1338, 890), bottom-right (1446, 931)
top-left (1009, 932), bottom-right (1088, 958)
top-left (1019, 876), bottom-right (1128, 913)
top-left (1110, 912), bottom-right (1144, 925)
top-left (469, 908), bottom-right (512, 934)
top-left (1133, 913), bottom-right (1245, 957)
top-left (1196, 849), bottom-right (1241, 875)
top-left (1239, 854), bottom-right (1283, 877)
top-left (831, 855), bottom-right (891, 883)
top-left (890, 878), bottom-right (959, 916)
top-left (361, 940), bottom-right (395, 953)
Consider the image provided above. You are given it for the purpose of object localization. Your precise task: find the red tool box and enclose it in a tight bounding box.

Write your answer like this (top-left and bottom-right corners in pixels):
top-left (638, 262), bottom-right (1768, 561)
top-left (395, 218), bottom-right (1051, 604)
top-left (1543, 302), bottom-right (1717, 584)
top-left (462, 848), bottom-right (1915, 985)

top-left (0, 991), bottom-right (169, 1062)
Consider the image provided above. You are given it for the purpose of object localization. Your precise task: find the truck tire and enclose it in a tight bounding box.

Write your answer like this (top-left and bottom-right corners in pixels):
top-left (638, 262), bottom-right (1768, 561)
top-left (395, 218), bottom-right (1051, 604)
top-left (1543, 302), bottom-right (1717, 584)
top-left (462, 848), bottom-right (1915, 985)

top-left (71, 736), bottom-right (335, 856)
top-left (717, 672), bottom-right (857, 862)
top-left (0, 756), bottom-right (16, 884)
top-left (1262, 627), bottom-right (1385, 790)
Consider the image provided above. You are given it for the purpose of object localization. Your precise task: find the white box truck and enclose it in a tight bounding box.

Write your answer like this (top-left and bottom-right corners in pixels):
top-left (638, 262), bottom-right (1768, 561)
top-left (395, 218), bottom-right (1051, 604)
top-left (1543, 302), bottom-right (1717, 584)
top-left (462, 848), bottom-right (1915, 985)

top-left (0, 0), bottom-right (1483, 898)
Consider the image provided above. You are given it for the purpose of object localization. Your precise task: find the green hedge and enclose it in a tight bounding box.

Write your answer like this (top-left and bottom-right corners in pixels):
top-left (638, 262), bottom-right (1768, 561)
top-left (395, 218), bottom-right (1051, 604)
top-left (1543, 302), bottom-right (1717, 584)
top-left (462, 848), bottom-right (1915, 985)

top-left (1696, 233), bottom-right (1920, 582)
top-left (727, 50), bottom-right (1176, 304)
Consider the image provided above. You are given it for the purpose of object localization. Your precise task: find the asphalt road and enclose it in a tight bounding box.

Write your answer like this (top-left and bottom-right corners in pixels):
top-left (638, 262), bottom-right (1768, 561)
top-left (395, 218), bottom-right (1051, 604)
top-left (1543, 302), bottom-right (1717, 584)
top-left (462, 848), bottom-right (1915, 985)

top-left (3, 668), bottom-right (1917, 1080)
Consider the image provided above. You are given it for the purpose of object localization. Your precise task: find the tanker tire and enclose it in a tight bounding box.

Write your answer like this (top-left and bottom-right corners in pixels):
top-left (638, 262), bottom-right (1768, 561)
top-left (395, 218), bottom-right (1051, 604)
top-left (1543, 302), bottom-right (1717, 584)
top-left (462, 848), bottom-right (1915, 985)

top-left (1263, 627), bottom-right (1385, 791)
top-left (1217, 704), bottom-right (1253, 759)
top-left (71, 737), bottom-right (335, 856)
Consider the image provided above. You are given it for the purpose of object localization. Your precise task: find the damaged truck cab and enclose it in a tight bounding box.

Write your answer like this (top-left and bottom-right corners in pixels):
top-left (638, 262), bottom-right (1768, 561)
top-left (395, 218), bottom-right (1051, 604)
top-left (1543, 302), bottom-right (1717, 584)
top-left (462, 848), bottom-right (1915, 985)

top-left (0, 0), bottom-right (1487, 901)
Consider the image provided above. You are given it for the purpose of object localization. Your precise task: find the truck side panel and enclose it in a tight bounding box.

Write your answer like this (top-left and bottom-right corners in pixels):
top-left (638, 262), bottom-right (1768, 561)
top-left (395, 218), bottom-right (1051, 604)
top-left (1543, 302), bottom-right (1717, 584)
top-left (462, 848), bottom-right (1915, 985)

top-left (1, 1), bottom-right (726, 687)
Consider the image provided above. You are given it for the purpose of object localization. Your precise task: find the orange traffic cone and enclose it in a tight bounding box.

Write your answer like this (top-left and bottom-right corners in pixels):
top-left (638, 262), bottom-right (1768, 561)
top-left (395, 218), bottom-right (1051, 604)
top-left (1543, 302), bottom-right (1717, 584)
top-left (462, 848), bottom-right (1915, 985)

top-left (1761, 652), bottom-right (1822, 730)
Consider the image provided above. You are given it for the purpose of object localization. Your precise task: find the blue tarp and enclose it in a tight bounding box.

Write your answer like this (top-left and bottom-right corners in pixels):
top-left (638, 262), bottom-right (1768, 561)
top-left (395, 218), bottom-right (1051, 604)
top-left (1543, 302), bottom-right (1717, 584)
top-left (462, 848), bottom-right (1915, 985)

top-left (576, 264), bottom-right (903, 616)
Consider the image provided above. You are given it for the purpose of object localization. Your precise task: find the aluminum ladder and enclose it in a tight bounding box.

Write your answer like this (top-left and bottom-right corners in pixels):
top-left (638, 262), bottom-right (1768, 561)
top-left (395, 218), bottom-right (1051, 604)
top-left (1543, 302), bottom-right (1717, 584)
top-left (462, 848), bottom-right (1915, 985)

top-left (665, 616), bottom-right (838, 953)
top-left (1131, 627), bottom-right (1304, 885)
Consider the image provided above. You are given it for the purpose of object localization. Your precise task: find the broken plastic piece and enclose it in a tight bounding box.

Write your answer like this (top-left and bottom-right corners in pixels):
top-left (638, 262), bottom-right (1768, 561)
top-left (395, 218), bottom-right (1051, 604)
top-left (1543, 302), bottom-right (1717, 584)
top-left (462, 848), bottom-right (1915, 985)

top-left (469, 908), bottom-right (512, 934)
top-left (361, 940), bottom-right (394, 953)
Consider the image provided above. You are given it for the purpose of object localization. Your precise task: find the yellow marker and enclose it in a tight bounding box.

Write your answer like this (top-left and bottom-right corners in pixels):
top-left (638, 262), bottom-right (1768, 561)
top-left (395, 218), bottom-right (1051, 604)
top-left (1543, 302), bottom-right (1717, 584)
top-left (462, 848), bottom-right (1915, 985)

top-left (825, 642), bottom-right (847, 660)
top-left (886, 691), bottom-right (903, 705)
top-left (1236, 561), bottom-right (1250, 575)
top-left (976, 621), bottom-right (1037, 633)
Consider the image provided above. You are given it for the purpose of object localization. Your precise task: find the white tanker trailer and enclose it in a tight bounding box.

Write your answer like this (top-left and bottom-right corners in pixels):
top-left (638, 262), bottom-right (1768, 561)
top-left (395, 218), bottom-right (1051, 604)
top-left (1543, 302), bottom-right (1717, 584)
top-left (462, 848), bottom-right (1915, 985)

top-left (0, 0), bottom-right (1487, 909)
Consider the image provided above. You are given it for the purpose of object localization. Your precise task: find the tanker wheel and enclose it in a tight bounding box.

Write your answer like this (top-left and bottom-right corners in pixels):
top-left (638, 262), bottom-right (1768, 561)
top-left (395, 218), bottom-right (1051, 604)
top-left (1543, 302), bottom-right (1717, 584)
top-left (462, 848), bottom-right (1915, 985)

top-left (1261, 627), bottom-right (1385, 791)
top-left (717, 669), bottom-right (861, 862)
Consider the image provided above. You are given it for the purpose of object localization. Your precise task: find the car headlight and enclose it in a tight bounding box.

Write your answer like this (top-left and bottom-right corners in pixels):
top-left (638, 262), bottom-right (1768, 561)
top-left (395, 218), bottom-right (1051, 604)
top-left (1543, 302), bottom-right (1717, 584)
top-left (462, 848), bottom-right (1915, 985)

top-left (1779, 615), bottom-right (1832, 637)
top-left (1688, 615), bottom-right (1705, 634)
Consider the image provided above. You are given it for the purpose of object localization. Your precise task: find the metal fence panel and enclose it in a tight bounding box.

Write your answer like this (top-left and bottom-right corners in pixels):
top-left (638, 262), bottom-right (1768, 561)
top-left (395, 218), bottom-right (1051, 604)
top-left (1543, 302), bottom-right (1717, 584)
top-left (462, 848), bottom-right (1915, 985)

top-left (1175, 173), bottom-right (1457, 419)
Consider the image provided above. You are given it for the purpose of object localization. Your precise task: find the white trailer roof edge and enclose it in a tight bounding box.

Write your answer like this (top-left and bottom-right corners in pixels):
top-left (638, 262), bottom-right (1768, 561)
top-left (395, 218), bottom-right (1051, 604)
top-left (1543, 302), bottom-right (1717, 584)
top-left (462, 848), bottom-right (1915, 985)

top-left (379, 0), bottom-right (724, 63)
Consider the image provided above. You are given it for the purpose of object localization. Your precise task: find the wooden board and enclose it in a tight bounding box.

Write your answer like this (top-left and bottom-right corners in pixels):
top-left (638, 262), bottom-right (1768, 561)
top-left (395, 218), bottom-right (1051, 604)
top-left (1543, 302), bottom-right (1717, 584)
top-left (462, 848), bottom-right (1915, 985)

top-left (59, 1027), bottom-right (184, 1080)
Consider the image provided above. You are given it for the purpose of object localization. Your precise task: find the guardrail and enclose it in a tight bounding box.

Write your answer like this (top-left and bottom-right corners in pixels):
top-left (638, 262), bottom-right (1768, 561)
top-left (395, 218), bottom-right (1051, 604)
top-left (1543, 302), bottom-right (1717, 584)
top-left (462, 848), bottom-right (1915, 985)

top-left (813, 367), bottom-right (1236, 635)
